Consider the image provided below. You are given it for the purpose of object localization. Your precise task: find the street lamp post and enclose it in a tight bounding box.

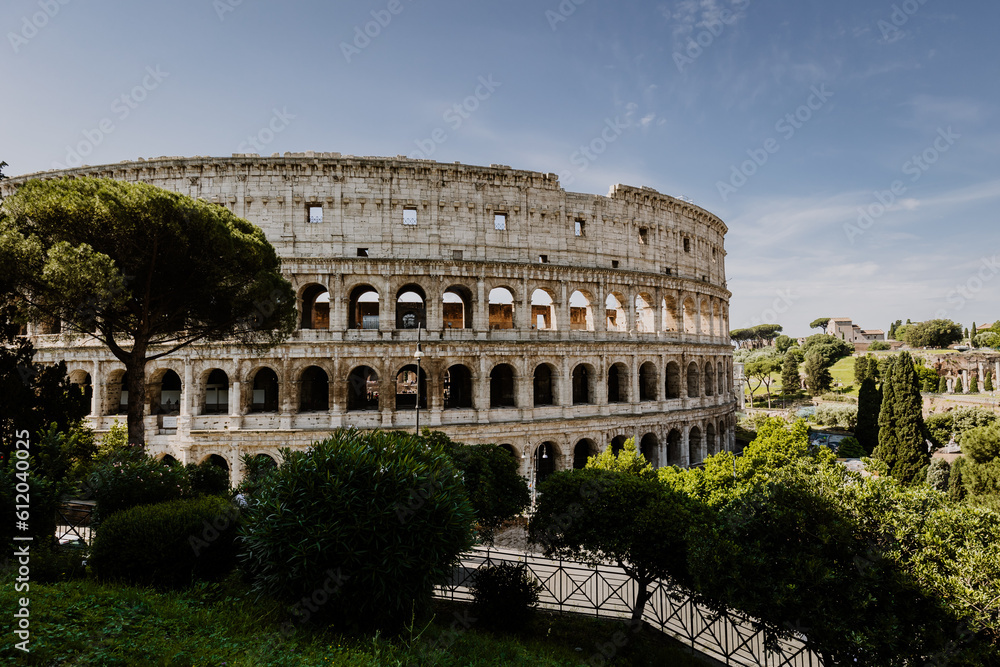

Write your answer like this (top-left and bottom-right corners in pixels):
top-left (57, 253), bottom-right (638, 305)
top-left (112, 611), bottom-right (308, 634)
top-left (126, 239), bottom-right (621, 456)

top-left (414, 324), bottom-right (423, 436)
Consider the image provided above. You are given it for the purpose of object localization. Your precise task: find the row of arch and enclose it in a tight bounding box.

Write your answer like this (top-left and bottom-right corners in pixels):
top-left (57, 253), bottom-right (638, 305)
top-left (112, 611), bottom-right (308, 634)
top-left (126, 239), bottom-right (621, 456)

top-left (297, 280), bottom-right (728, 336)
top-left (70, 357), bottom-right (731, 416)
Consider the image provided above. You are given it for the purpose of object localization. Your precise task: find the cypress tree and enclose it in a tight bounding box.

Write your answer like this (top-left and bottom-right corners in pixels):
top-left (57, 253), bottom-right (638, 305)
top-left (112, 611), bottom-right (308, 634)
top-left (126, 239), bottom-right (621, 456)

top-left (986, 370), bottom-right (994, 392)
top-left (970, 372), bottom-right (980, 394)
top-left (937, 376), bottom-right (947, 393)
top-left (972, 321), bottom-right (978, 345)
top-left (873, 352), bottom-right (929, 484)
top-left (955, 377), bottom-right (964, 394)
top-left (780, 351), bottom-right (802, 394)
top-left (854, 355), bottom-right (869, 386)
top-left (855, 376), bottom-right (881, 454)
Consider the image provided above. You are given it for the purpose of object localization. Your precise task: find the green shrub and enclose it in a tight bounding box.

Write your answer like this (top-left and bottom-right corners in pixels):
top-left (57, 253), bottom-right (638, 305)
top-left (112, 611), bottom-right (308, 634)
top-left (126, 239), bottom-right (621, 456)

top-left (926, 458), bottom-right (951, 492)
top-left (962, 423), bottom-right (1000, 464)
top-left (925, 413), bottom-right (954, 449)
top-left (471, 561), bottom-right (542, 631)
top-left (818, 393), bottom-right (857, 404)
top-left (868, 341), bottom-right (890, 351)
top-left (953, 407), bottom-right (998, 444)
top-left (29, 545), bottom-right (88, 583)
top-left (91, 495), bottom-right (239, 588)
top-left (835, 437), bottom-right (864, 458)
top-left (186, 460), bottom-right (230, 497)
top-left (238, 429), bottom-right (475, 631)
top-left (814, 404), bottom-right (858, 430)
top-left (88, 451), bottom-right (190, 522)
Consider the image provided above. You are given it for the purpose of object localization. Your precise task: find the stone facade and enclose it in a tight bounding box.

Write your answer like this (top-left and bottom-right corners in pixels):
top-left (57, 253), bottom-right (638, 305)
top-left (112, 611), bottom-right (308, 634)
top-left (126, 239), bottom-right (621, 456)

top-left (3, 153), bottom-right (737, 484)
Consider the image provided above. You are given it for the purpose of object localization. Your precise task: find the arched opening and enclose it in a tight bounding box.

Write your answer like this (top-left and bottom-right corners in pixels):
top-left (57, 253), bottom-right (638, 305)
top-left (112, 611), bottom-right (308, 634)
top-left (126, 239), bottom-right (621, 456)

top-left (608, 363), bottom-right (628, 403)
top-left (662, 295), bottom-right (679, 332)
top-left (396, 285), bottom-right (427, 330)
top-left (667, 429), bottom-right (682, 466)
top-left (609, 435), bottom-right (629, 456)
top-left (490, 364), bottom-right (517, 408)
top-left (203, 369), bottom-right (229, 414)
top-left (572, 364), bottom-right (593, 405)
top-left (689, 427), bottom-right (703, 466)
top-left (530, 289), bottom-right (556, 330)
top-left (348, 285), bottom-right (380, 330)
top-left (160, 454), bottom-right (179, 466)
top-left (115, 371), bottom-right (129, 415)
top-left (712, 302), bottom-right (721, 337)
top-left (665, 361), bottom-right (681, 399)
top-left (573, 439), bottom-right (597, 469)
top-left (206, 454), bottom-right (230, 483)
top-left (718, 361), bottom-right (725, 395)
top-left (706, 423), bottom-right (717, 456)
top-left (395, 364), bottom-right (427, 410)
top-left (686, 362), bottom-right (700, 398)
top-left (299, 366), bottom-right (330, 412)
top-left (535, 442), bottom-right (557, 487)
top-left (682, 298), bottom-right (697, 334)
top-left (639, 362), bottom-right (658, 401)
top-left (700, 300), bottom-right (711, 335)
top-left (635, 293), bottom-right (654, 333)
top-left (569, 290), bottom-right (594, 331)
top-left (443, 365), bottom-right (473, 409)
top-left (347, 366), bottom-right (379, 411)
top-left (640, 433), bottom-right (658, 467)
top-left (155, 370), bottom-right (182, 415)
top-left (704, 362), bottom-right (715, 397)
top-left (605, 293), bottom-right (627, 332)
top-left (250, 368), bottom-right (279, 413)
top-left (498, 444), bottom-right (517, 459)
top-left (488, 287), bottom-right (515, 330)
top-left (300, 284), bottom-right (330, 330)
top-left (443, 286), bottom-right (473, 329)
top-left (533, 364), bottom-right (555, 407)
top-left (70, 371), bottom-right (93, 413)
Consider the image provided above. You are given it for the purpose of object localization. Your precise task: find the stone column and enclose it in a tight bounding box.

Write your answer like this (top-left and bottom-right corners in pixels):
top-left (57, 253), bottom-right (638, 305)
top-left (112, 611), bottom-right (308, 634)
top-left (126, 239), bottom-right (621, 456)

top-left (474, 278), bottom-right (487, 333)
top-left (380, 277), bottom-right (394, 333)
top-left (559, 356), bottom-right (572, 407)
top-left (681, 426), bottom-right (690, 468)
top-left (90, 360), bottom-right (103, 418)
top-left (558, 282), bottom-right (570, 334)
top-left (427, 277), bottom-right (443, 332)
top-left (595, 282), bottom-right (607, 334)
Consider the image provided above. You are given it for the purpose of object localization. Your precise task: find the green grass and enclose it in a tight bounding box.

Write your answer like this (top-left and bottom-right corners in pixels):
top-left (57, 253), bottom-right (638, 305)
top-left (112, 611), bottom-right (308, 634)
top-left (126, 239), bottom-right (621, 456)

top-left (828, 356), bottom-right (857, 396)
top-left (0, 571), bottom-right (708, 666)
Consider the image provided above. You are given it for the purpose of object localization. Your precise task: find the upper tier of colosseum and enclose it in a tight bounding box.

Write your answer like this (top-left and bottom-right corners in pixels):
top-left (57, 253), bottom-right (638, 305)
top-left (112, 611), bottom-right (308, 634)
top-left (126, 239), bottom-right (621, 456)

top-left (3, 153), bottom-right (728, 288)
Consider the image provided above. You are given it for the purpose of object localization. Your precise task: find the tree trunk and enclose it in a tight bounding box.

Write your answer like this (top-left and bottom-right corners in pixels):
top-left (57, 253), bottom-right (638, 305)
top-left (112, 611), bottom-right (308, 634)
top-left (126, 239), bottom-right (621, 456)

top-left (630, 578), bottom-right (653, 623)
top-left (126, 356), bottom-right (148, 449)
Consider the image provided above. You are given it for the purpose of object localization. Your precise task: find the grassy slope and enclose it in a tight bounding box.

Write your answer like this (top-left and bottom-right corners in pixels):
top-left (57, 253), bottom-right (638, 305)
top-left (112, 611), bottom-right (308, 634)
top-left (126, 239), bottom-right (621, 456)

top-left (0, 573), bottom-right (707, 667)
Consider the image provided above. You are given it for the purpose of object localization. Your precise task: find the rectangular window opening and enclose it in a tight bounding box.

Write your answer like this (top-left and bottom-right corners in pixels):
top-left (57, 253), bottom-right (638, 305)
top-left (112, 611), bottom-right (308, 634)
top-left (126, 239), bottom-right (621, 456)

top-left (403, 207), bottom-right (418, 226)
top-left (493, 212), bottom-right (507, 231)
top-left (357, 248), bottom-right (369, 257)
top-left (308, 206), bottom-right (323, 224)
top-left (611, 260), bottom-right (620, 269)
top-left (638, 227), bottom-right (648, 245)
top-left (452, 249), bottom-right (464, 260)
top-left (538, 254), bottom-right (549, 264)
top-left (683, 238), bottom-right (691, 253)
top-left (575, 220), bottom-right (585, 236)
top-left (663, 267), bottom-right (672, 275)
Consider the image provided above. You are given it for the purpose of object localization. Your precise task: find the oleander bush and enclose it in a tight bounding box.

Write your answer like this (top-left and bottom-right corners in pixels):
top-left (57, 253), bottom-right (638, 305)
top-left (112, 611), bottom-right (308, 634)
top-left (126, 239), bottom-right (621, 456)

top-left (471, 562), bottom-right (542, 632)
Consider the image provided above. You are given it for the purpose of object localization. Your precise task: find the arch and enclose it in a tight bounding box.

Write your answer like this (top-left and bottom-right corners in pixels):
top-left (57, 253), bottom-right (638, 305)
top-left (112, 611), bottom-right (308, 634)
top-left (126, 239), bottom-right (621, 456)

top-left (490, 364), bottom-right (517, 408)
top-left (253, 453), bottom-right (277, 468)
top-left (682, 297), bottom-right (697, 334)
top-left (443, 364), bottom-right (474, 409)
top-left (154, 370), bottom-right (182, 415)
top-left (689, 426), bottom-right (703, 465)
top-left (686, 362), bottom-right (700, 398)
top-left (204, 454), bottom-right (230, 481)
top-left (572, 363), bottom-right (595, 405)
top-left (712, 301), bottom-right (722, 337)
top-left (704, 361), bottom-right (716, 397)
top-left (395, 284), bottom-right (426, 330)
top-left (110, 370), bottom-right (129, 415)
top-left (533, 363), bottom-right (555, 407)
top-left (347, 366), bottom-right (379, 411)
top-left (665, 361), bottom-right (681, 399)
top-left (69, 371), bottom-right (93, 411)
top-left (498, 444), bottom-right (517, 459)
top-left (667, 429), bottom-right (683, 466)
top-left (203, 369), bottom-right (229, 414)
top-left (299, 283), bottom-right (330, 330)
top-left (635, 292), bottom-right (654, 333)
top-left (443, 285), bottom-right (473, 330)
top-left (573, 439), bottom-right (597, 469)
top-left (639, 362), bottom-right (658, 401)
top-left (530, 289), bottom-right (556, 330)
top-left (160, 454), bottom-right (179, 466)
top-left (348, 285), bottom-right (380, 330)
top-left (299, 366), bottom-right (330, 412)
top-left (569, 290), bottom-right (595, 331)
top-left (608, 363), bottom-right (628, 403)
top-left (700, 298), bottom-right (712, 335)
top-left (250, 367), bottom-right (279, 413)
top-left (609, 434), bottom-right (629, 456)
top-left (394, 364), bottom-right (427, 410)
top-left (706, 423), bottom-right (717, 456)
top-left (662, 295), bottom-right (679, 332)
top-left (718, 361), bottom-right (725, 395)
top-left (488, 287), bottom-right (515, 330)
top-left (605, 292), bottom-right (627, 332)
top-left (640, 433), bottom-right (659, 467)
top-left (534, 441), bottom-right (558, 487)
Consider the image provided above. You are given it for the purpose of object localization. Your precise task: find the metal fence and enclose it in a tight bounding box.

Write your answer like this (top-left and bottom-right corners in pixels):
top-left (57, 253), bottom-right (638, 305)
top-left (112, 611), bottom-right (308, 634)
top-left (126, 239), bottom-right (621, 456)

top-left (54, 501), bottom-right (94, 546)
top-left (435, 547), bottom-right (822, 667)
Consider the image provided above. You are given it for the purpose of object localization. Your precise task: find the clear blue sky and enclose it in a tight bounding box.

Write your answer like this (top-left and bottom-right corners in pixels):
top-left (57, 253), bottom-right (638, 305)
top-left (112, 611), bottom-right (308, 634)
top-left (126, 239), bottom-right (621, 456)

top-left (3, 0), bottom-right (997, 337)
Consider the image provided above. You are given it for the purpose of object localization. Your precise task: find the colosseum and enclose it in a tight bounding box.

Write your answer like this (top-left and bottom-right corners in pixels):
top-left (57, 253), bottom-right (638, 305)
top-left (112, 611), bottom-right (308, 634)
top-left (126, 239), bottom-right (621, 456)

top-left (3, 153), bottom-right (736, 485)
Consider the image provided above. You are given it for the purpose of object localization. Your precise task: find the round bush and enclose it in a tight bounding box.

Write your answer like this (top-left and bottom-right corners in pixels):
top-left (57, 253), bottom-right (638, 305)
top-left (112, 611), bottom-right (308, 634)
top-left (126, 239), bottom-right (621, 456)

top-left (91, 495), bottom-right (239, 588)
top-left (238, 429), bottom-right (475, 630)
top-left (88, 452), bottom-right (190, 522)
top-left (471, 561), bottom-right (542, 631)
